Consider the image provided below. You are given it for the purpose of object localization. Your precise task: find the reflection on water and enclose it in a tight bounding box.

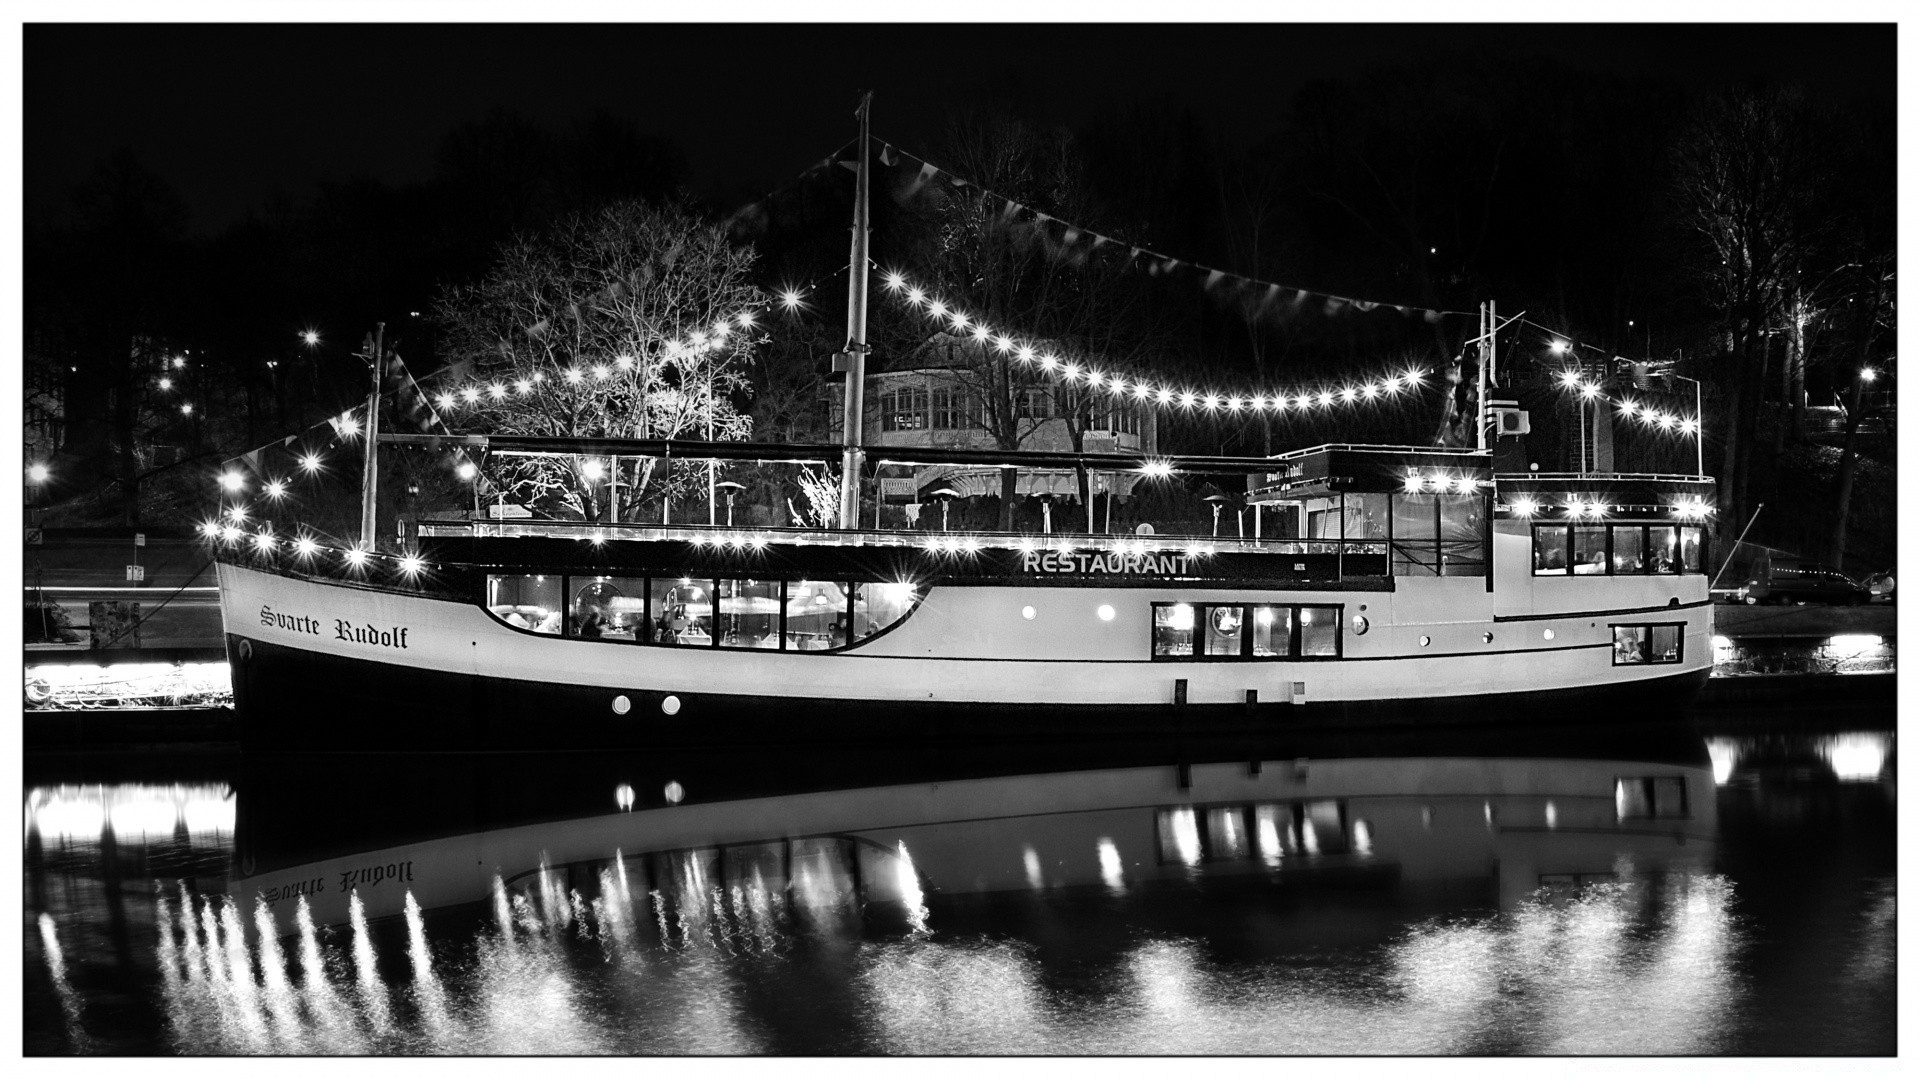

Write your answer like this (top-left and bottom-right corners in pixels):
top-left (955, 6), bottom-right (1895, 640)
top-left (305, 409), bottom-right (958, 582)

top-left (23, 719), bottom-right (1895, 1055)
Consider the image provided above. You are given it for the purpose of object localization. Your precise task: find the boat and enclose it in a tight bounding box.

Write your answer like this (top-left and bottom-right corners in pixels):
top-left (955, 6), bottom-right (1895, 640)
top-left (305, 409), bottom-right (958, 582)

top-left (212, 434), bottom-right (1717, 751)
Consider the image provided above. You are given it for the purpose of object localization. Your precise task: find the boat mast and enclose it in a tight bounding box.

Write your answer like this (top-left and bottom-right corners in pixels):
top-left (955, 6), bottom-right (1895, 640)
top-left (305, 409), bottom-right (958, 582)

top-left (359, 322), bottom-right (385, 550)
top-left (1476, 301), bottom-right (1492, 452)
top-left (837, 92), bottom-right (873, 530)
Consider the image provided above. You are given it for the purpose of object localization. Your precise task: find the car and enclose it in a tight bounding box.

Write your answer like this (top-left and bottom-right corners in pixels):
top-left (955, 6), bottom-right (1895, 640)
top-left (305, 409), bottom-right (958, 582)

top-left (1743, 555), bottom-right (1871, 606)
top-left (1865, 568), bottom-right (1895, 604)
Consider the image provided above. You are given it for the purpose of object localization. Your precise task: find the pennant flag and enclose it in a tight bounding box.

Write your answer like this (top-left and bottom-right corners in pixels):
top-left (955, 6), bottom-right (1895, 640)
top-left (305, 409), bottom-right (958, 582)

top-left (1353, 300), bottom-right (1378, 313)
top-left (880, 144), bottom-right (897, 166)
top-left (1001, 199), bottom-right (1020, 220)
top-left (1063, 228), bottom-right (1082, 245)
top-left (1205, 270), bottom-right (1226, 291)
top-left (1323, 297), bottom-right (1347, 316)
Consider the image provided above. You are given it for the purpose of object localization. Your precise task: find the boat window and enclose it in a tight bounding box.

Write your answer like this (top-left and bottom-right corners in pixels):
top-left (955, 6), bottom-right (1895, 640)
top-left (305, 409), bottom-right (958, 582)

top-left (1647, 526), bottom-right (1680, 573)
top-left (785, 580), bottom-right (849, 651)
top-left (1152, 603), bottom-right (1195, 657)
top-left (1532, 526), bottom-right (1571, 575)
top-left (1390, 493), bottom-right (1439, 577)
top-left (655, 578), bottom-right (715, 647)
top-left (851, 581), bottom-right (917, 643)
top-left (486, 574), bottom-right (564, 634)
top-left (1157, 800), bottom-right (1350, 865)
top-left (1249, 605), bottom-right (1290, 656)
top-left (1616, 776), bottom-right (1689, 820)
top-left (1611, 622), bottom-right (1684, 665)
top-left (1298, 606), bottom-right (1341, 657)
top-left (1611, 526), bottom-right (1647, 574)
top-left (1571, 526), bottom-right (1609, 575)
top-left (1436, 494), bottom-right (1485, 577)
top-left (717, 579), bottom-right (783, 650)
top-left (571, 576), bottom-right (647, 641)
top-left (1200, 605), bottom-right (1246, 657)
top-left (1677, 526), bottom-right (1705, 572)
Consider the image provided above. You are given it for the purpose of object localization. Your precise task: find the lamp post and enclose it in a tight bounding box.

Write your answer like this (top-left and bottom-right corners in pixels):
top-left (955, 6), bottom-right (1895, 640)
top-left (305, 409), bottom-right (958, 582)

top-left (928, 487), bottom-right (961, 532)
top-left (1668, 371), bottom-right (1705, 478)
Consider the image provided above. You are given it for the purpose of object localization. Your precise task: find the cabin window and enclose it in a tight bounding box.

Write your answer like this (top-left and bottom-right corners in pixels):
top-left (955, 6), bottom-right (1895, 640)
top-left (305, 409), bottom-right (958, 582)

top-left (1677, 526), bottom-right (1705, 572)
top-left (1615, 776), bottom-right (1689, 820)
top-left (1611, 622), bottom-right (1684, 665)
top-left (1152, 603), bottom-right (1195, 657)
top-left (1298, 606), bottom-right (1341, 657)
top-left (851, 581), bottom-right (918, 642)
top-left (487, 574), bottom-right (564, 634)
top-left (1249, 605), bottom-right (1290, 656)
top-left (1152, 602), bottom-right (1341, 661)
top-left (654, 578), bottom-right (715, 646)
top-left (1436, 493), bottom-right (1486, 577)
top-left (1390, 493), bottom-right (1439, 576)
top-left (1533, 526), bottom-right (1571, 574)
top-left (1610, 526), bottom-right (1647, 574)
top-left (786, 580), bottom-right (850, 650)
top-left (1647, 526), bottom-right (1680, 573)
top-left (717, 579), bottom-right (782, 649)
top-left (1571, 526), bottom-right (1609, 575)
top-left (572, 576), bottom-right (647, 641)
top-left (1200, 604), bottom-right (1246, 657)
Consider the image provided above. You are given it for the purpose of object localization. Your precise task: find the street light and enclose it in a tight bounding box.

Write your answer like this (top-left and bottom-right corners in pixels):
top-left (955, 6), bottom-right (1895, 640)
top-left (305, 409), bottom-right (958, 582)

top-left (27, 463), bottom-right (50, 484)
top-left (715, 480), bottom-right (745, 527)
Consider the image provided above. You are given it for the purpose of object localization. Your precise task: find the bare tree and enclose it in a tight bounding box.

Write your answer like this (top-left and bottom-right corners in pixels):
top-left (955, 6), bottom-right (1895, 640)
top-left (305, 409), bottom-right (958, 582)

top-left (433, 200), bottom-right (761, 520)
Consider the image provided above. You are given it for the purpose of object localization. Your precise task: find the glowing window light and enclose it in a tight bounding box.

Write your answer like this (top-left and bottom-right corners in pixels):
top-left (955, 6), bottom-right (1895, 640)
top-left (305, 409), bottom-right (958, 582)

top-left (219, 471), bottom-right (246, 492)
top-left (299, 453), bottom-right (323, 473)
top-left (1167, 604), bottom-right (1195, 630)
top-left (1254, 607), bottom-right (1274, 626)
top-left (1827, 634), bottom-right (1883, 657)
top-left (182, 793), bottom-right (235, 836)
top-left (398, 554), bottom-right (426, 576)
top-left (264, 480), bottom-right (286, 499)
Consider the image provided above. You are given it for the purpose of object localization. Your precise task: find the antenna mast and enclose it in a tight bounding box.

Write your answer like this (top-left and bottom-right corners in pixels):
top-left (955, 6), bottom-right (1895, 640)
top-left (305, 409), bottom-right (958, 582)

top-left (837, 92), bottom-right (873, 530)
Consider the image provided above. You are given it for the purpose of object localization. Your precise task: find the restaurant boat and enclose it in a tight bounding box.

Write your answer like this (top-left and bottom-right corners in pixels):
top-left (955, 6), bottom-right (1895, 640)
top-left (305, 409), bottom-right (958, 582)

top-left (213, 437), bottom-right (1718, 751)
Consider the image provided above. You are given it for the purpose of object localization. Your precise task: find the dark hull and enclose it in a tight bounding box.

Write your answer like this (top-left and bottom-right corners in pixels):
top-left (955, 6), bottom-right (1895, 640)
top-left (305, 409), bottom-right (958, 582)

top-left (228, 634), bottom-right (1709, 753)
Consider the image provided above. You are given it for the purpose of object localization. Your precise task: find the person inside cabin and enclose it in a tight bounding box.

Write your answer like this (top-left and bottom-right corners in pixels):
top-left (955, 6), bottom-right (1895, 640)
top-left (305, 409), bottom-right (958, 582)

top-left (578, 612), bottom-right (606, 639)
top-left (535, 610), bottom-right (562, 634)
top-left (1651, 550), bottom-right (1674, 573)
top-left (1616, 634), bottom-right (1645, 663)
top-left (1573, 551), bottom-right (1604, 575)
top-left (503, 610), bottom-right (532, 629)
top-left (828, 615), bottom-right (848, 649)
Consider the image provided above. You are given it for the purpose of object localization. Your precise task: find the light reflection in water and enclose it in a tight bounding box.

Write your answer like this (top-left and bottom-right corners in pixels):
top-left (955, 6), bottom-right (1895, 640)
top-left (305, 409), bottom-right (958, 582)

top-left (1096, 838), bottom-right (1126, 892)
top-left (38, 913), bottom-right (88, 1051)
top-left (1822, 733), bottom-right (1889, 781)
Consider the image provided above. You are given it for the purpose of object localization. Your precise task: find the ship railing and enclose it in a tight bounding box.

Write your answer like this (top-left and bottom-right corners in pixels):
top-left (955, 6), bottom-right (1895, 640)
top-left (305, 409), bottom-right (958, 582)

top-left (423, 518), bottom-right (1393, 561)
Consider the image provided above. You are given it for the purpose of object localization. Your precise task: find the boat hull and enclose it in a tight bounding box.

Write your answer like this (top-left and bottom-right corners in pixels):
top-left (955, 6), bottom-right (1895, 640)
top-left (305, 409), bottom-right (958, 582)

top-left (227, 630), bottom-right (1708, 752)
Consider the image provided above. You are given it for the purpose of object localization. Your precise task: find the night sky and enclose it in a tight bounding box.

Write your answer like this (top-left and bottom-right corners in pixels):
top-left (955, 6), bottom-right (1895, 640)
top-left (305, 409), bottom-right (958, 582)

top-left (26, 21), bottom-right (1893, 235)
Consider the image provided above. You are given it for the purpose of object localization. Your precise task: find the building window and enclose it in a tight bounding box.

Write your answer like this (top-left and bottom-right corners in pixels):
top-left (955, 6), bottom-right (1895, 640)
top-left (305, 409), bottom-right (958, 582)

top-left (929, 388), bottom-right (968, 430)
top-left (1151, 602), bottom-right (1342, 660)
top-left (1615, 776), bottom-right (1689, 819)
top-left (1611, 622), bottom-right (1684, 665)
top-left (880, 388), bottom-right (929, 431)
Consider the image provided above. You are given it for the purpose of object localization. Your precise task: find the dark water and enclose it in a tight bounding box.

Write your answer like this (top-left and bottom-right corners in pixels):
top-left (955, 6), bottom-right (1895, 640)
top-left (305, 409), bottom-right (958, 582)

top-left (23, 710), bottom-right (1895, 1056)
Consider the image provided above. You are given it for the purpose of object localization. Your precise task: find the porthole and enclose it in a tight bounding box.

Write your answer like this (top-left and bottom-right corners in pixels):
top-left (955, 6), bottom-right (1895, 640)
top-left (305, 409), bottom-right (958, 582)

top-left (1096, 604), bottom-right (1116, 622)
top-left (1543, 629), bottom-right (1555, 641)
top-left (1351, 615), bottom-right (1370, 635)
top-left (661, 694), bottom-right (681, 716)
top-left (1418, 635), bottom-right (1431, 647)
top-left (664, 781), bottom-right (685, 804)
top-left (237, 639), bottom-right (253, 661)
top-left (1483, 632), bottom-right (1494, 644)
top-left (1021, 605), bottom-right (1037, 620)
top-left (611, 694), bottom-right (631, 715)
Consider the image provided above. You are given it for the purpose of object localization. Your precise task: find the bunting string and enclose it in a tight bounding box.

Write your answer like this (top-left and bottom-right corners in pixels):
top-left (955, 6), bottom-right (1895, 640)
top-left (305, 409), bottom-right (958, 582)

top-left (870, 135), bottom-right (1471, 327)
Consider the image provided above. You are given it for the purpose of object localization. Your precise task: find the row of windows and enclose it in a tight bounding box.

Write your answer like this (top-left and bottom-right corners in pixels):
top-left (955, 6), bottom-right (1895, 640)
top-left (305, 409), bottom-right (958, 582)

top-left (1156, 801), bottom-right (1352, 865)
top-left (1151, 602), bottom-right (1343, 660)
top-left (1612, 622), bottom-right (1684, 666)
top-left (877, 386), bottom-right (1144, 434)
top-left (1534, 525), bottom-right (1705, 576)
top-left (485, 574), bottom-right (916, 651)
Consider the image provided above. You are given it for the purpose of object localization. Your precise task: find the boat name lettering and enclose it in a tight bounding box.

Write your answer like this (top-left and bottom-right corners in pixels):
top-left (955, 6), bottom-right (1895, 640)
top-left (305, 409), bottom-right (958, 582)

top-left (260, 605), bottom-right (321, 635)
top-left (340, 860), bottom-right (414, 895)
top-left (1021, 551), bottom-right (1193, 576)
top-left (334, 620), bottom-right (411, 649)
top-left (259, 877), bottom-right (324, 906)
